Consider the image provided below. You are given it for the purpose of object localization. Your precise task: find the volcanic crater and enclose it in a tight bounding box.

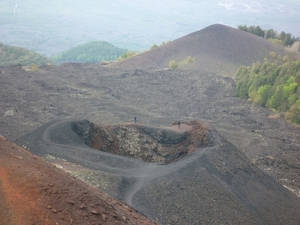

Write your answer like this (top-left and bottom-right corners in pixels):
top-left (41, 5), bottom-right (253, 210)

top-left (71, 120), bottom-right (210, 164)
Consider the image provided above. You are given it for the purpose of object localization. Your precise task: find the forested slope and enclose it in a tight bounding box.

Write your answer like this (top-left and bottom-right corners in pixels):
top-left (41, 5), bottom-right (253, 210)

top-left (235, 53), bottom-right (300, 124)
top-left (0, 43), bottom-right (51, 67)
top-left (238, 25), bottom-right (299, 47)
top-left (52, 41), bottom-right (127, 63)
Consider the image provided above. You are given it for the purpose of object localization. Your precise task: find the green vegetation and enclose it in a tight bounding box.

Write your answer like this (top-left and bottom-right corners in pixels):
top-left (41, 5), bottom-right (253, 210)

top-left (185, 56), bottom-right (196, 63)
top-left (30, 64), bottom-right (38, 72)
top-left (167, 56), bottom-right (196, 69)
top-left (150, 44), bottom-right (158, 50)
top-left (238, 25), bottom-right (299, 47)
top-left (0, 43), bottom-right (51, 67)
top-left (169, 60), bottom-right (178, 69)
top-left (52, 41), bottom-right (127, 63)
top-left (149, 41), bottom-right (171, 50)
top-left (119, 51), bottom-right (137, 60)
top-left (235, 55), bottom-right (300, 124)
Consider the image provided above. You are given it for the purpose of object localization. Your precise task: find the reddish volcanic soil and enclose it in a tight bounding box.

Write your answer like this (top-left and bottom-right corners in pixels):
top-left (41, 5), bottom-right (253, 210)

top-left (0, 136), bottom-right (158, 225)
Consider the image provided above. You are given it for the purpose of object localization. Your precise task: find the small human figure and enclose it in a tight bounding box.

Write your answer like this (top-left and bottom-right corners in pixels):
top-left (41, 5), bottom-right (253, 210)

top-left (178, 121), bottom-right (181, 129)
top-left (134, 117), bottom-right (137, 123)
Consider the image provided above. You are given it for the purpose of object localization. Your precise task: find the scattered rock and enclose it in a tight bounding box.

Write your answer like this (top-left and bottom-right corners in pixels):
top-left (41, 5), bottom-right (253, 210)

top-left (101, 213), bottom-right (106, 221)
top-left (91, 210), bottom-right (100, 215)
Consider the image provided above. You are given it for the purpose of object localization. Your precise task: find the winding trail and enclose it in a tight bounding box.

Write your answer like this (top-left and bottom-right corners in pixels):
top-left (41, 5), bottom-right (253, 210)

top-left (15, 119), bottom-right (300, 225)
top-left (16, 119), bottom-right (220, 207)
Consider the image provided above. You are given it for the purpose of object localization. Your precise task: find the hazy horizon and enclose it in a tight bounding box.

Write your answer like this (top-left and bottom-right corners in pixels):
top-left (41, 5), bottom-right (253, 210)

top-left (0, 0), bottom-right (299, 56)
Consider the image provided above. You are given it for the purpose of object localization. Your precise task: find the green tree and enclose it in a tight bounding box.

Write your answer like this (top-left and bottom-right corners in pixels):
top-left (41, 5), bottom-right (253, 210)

top-left (237, 25), bottom-right (299, 47)
top-left (266, 29), bottom-right (276, 39)
top-left (238, 25), bottom-right (247, 32)
top-left (285, 100), bottom-right (300, 123)
top-left (52, 41), bottom-right (128, 63)
top-left (283, 33), bottom-right (293, 46)
top-left (235, 57), bottom-right (300, 124)
top-left (254, 85), bottom-right (272, 106)
top-left (269, 85), bottom-right (284, 110)
top-left (254, 26), bottom-right (265, 37)
top-left (150, 44), bottom-right (158, 50)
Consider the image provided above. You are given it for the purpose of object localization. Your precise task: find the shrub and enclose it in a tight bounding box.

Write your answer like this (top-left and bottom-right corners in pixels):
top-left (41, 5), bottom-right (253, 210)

top-left (150, 44), bottom-right (158, 50)
top-left (285, 100), bottom-right (300, 124)
top-left (169, 60), bottom-right (177, 69)
top-left (31, 64), bottom-right (38, 72)
top-left (186, 56), bottom-right (192, 63)
top-left (120, 51), bottom-right (136, 60)
top-left (269, 52), bottom-right (277, 58)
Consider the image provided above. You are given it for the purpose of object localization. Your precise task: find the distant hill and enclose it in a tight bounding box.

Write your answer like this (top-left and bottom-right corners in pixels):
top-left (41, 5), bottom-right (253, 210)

top-left (110, 24), bottom-right (299, 77)
top-left (0, 43), bottom-right (51, 67)
top-left (52, 41), bottom-right (128, 63)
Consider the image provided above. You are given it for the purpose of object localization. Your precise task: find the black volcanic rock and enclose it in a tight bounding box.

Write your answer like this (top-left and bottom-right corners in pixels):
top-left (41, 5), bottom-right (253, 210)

top-left (15, 119), bottom-right (300, 225)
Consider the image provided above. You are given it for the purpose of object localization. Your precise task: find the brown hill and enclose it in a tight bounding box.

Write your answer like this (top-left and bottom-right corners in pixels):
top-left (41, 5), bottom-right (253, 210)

top-left (110, 24), bottom-right (295, 76)
top-left (0, 135), bottom-right (158, 225)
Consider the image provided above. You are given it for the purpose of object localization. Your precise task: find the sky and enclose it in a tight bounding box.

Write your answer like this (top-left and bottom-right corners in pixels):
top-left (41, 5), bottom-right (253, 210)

top-left (0, 0), bottom-right (299, 55)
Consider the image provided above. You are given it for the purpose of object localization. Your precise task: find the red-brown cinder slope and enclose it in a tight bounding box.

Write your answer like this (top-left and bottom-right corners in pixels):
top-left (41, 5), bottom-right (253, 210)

top-left (0, 136), bottom-right (158, 225)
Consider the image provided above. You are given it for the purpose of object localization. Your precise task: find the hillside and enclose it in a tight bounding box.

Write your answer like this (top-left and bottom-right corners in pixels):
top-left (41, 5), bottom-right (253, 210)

top-left (15, 119), bottom-right (300, 225)
top-left (0, 135), bottom-right (158, 225)
top-left (1, 24), bottom-right (300, 225)
top-left (110, 24), bottom-right (298, 77)
top-left (52, 41), bottom-right (127, 63)
top-left (0, 43), bottom-right (51, 67)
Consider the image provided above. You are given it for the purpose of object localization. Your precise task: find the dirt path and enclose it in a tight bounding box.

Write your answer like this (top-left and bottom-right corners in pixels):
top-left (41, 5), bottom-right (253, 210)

top-left (162, 123), bottom-right (192, 133)
top-left (124, 133), bottom-right (214, 206)
top-left (16, 119), bottom-right (212, 198)
top-left (2, 65), bottom-right (300, 224)
top-left (15, 119), bottom-right (300, 225)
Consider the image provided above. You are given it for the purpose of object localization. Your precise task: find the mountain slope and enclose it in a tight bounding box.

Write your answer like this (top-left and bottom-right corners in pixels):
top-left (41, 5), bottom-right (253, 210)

top-left (2, 63), bottom-right (300, 224)
top-left (0, 135), bottom-right (158, 225)
top-left (15, 119), bottom-right (300, 225)
top-left (110, 24), bottom-right (297, 76)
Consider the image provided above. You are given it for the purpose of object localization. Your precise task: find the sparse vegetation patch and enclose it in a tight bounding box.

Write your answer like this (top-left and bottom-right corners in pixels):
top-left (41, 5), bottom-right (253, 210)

top-left (119, 51), bottom-right (137, 61)
top-left (169, 60), bottom-right (178, 69)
